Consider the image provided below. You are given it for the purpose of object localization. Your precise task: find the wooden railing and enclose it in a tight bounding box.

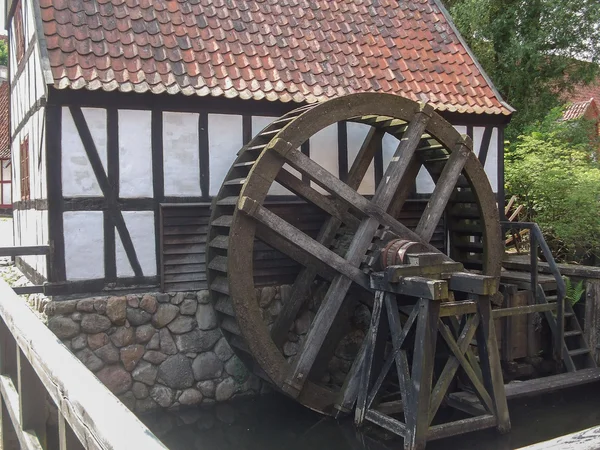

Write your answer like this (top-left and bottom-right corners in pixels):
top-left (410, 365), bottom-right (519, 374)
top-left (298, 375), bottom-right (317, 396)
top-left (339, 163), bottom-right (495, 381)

top-left (501, 221), bottom-right (565, 361)
top-left (0, 246), bottom-right (50, 295)
top-left (0, 279), bottom-right (168, 450)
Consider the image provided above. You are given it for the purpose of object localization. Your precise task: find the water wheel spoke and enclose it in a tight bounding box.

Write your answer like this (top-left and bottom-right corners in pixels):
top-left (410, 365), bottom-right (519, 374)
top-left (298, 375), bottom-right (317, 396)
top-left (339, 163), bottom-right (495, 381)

top-left (275, 169), bottom-right (361, 229)
top-left (239, 196), bottom-right (369, 288)
top-left (415, 140), bottom-right (471, 242)
top-left (346, 128), bottom-right (386, 186)
top-left (255, 226), bottom-right (337, 282)
top-left (271, 129), bottom-right (385, 346)
top-left (287, 275), bottom-right (356, 396)
top-left (371, 104), bottom-right (433, 209)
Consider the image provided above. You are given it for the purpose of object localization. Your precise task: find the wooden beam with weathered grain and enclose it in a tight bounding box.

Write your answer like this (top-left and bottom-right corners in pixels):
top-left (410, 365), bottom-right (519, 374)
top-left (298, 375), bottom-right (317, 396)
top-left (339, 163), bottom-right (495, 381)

top-left (275, 169), bottom-right (361, 228)
top-left (0, 246), bottom-right (50, 257)
top-left (429, 314), bottom-right (480, 421)
top-left (239, 196), bottom-right (369, 288)
top-left (370, 273), bottom-right (449, 301)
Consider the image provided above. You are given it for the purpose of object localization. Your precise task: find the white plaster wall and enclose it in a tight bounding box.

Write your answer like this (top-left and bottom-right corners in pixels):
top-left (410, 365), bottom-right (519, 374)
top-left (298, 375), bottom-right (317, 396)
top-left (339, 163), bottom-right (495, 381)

top-left (2, 182), bottom-right (10, 205)
top-left (453, 125), bottom-right (467, 136)
top-left (382, 133), bottom-right (400, 171)
top-left (10, 109), bottom-right (48, 280)
top-left (119, 110), bottom-right (153, 197)
top-left (251, 115), bottom-right (302, 196)
top-left (483, 127), bottom-right (499, 193)
top-left (62, 107), bottom-right (107, 197)
top-left (63, 212), bottom-right (104, 280)
top-left (347, 122), bottom-right (375, 195)
top-left (2, 163), bottom-right (10, 181)
top-left (14, 209), bottom-right (47, 278)
top-left (416, 167), bottom-right (436, 194)
top-left (163, 112), bottom-right (201, 197)
top-left (115, 211), bottom-right (156, 277)
top-left (251, 116), bottom-right (278, 136)
top-left (9, 2), bottom-right (47, 131)
top-left (472, 127), bottom-right (484, 159)
top-left (310, 124), bottom-right (338, 194)
top-left (208, 114), bottom-right (243, 196)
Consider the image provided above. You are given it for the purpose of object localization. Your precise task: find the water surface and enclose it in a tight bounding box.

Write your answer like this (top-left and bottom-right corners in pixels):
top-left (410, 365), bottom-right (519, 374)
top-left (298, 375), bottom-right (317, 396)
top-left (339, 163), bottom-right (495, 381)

top-left (143, 384), bottom-right (600, 449)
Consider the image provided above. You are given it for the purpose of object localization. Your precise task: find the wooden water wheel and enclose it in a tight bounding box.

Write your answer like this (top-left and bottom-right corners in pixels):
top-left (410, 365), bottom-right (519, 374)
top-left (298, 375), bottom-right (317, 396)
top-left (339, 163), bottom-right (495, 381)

top-left (207, 93), bottom-right (502, 415)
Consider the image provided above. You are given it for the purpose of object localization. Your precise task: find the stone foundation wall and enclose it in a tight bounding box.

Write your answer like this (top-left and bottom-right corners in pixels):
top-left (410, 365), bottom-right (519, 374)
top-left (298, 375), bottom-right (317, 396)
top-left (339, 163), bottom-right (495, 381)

top-left (45, 291), bottom-right (261, 413)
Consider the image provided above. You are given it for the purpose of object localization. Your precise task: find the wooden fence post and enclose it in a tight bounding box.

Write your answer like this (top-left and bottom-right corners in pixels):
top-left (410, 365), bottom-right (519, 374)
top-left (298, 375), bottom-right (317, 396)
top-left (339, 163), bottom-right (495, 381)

top-left (0, 396), bottom-right (19, 450)
top-left (584, 280), bottom-right (600, 365)
top-left (17, 348), bottom-right (47, 447)
top-left (0, 319), bottom-right (17, 381)
top-left (58, 413), bottom-right (84, 450)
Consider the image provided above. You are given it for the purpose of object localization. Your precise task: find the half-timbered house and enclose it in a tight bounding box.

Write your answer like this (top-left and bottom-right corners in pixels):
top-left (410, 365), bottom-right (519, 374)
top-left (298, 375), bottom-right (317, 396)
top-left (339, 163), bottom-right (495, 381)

top-left (7, 0), bottom-right (513, 297)
top-left (0, 59), bottom-right (10, 215)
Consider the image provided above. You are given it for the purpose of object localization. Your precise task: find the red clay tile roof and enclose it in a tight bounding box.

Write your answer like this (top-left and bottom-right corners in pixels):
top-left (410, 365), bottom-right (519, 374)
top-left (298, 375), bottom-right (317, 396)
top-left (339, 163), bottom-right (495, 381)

top-left (562, 99), bottom-right (595, 121)
top-left (38, 0), bottom-right (513, 116)
top-left (0, 81), bottom-right (9, 160)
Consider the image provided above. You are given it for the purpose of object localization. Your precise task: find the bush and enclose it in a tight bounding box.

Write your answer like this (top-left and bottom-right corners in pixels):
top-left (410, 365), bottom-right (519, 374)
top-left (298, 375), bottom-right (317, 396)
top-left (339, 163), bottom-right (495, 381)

top-left (505, 106), bottom-right (600, 262)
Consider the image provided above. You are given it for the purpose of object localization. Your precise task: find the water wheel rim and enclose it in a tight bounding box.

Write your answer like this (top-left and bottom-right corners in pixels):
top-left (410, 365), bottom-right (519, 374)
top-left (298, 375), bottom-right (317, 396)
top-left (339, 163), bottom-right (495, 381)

top-left (207, 93), bottom-right (502, 414)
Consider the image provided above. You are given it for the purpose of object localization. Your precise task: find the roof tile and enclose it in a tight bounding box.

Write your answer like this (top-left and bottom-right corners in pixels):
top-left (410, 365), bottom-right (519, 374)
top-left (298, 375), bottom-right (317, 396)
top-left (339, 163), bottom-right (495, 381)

top-left (40, 0), bottom-right (511, 115)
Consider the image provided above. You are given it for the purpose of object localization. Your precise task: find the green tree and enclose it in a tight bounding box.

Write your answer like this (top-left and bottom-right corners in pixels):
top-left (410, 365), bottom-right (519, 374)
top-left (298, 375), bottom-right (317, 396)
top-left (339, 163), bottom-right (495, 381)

top-left (443, 0), bottom-right (600, 141)
top-left (505, 107), bottom-right (600, 262)
top-left (0, 39), bottom-right (7, 67)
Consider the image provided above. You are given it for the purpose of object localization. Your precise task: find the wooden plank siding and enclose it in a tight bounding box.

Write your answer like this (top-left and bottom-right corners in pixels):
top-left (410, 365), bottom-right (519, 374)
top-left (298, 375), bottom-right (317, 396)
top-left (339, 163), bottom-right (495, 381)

top-left (160, 200), bottom-right (446, 292)
top-left (160, 204), bottom-right (210, 292)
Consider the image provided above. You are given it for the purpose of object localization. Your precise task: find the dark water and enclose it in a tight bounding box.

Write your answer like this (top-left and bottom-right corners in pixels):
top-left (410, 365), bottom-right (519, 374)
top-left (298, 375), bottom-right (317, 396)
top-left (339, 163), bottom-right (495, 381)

top-left (142, 385), bottom-right (600, 450)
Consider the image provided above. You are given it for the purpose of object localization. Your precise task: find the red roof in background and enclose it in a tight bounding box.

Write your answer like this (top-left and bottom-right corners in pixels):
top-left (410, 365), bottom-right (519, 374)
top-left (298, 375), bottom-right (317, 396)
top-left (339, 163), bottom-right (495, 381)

top-left (38, 0), bottom-right (513, 116)
top-left (0, 81), bottom-right (9, 160)
top-left (562, 99), bottom-right (595, 121)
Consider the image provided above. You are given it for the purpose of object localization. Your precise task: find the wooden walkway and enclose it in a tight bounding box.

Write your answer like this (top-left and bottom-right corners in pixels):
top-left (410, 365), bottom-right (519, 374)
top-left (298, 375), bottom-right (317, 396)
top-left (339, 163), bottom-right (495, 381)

top-left (449, 368), bottom-right (600, 411)
top-left (520, 425), bottom-right (600, 449)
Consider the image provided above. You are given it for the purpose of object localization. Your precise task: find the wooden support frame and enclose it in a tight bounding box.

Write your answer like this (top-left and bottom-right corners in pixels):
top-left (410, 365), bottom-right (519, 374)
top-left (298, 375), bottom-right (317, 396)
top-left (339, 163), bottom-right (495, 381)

top-left (355, 271), bottom-right (510, 450)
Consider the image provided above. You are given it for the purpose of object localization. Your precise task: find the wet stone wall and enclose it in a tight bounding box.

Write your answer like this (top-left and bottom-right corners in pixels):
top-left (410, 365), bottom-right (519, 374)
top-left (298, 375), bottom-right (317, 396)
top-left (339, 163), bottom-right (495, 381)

top-left (44, 291), bottom-right (262, 413)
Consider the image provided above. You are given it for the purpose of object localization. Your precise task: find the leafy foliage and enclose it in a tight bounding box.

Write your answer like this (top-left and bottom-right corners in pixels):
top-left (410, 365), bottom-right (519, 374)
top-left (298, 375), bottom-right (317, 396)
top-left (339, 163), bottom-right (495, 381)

top-left (564, 277), bottom-right (585, 306)
top-left (443, 0), bottom-right (600, 141)
top-left (0, 39), bottom-right (7, 67)
top-left (505, 107), bottom-right (600, 262)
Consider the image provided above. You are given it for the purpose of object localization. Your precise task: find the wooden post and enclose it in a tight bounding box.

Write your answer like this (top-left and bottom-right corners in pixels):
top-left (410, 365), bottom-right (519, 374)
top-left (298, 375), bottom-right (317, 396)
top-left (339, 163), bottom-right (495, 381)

top-left (584, 280), bottom-right (600, 365)
top-left (407, 298), bottom-right (440, 450)
top-left (0, 319), bottom-right (17, 381)
top-left (17, 348), bottom-right (47, 447)
top-left (58, 413), bottom-right (84, 450)
top-left (355, 291), bottom-right (384, 426)
top-left (476, 295), bottom-right (511, 434)
top-left (0, 396), bottom-right (18, 450)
